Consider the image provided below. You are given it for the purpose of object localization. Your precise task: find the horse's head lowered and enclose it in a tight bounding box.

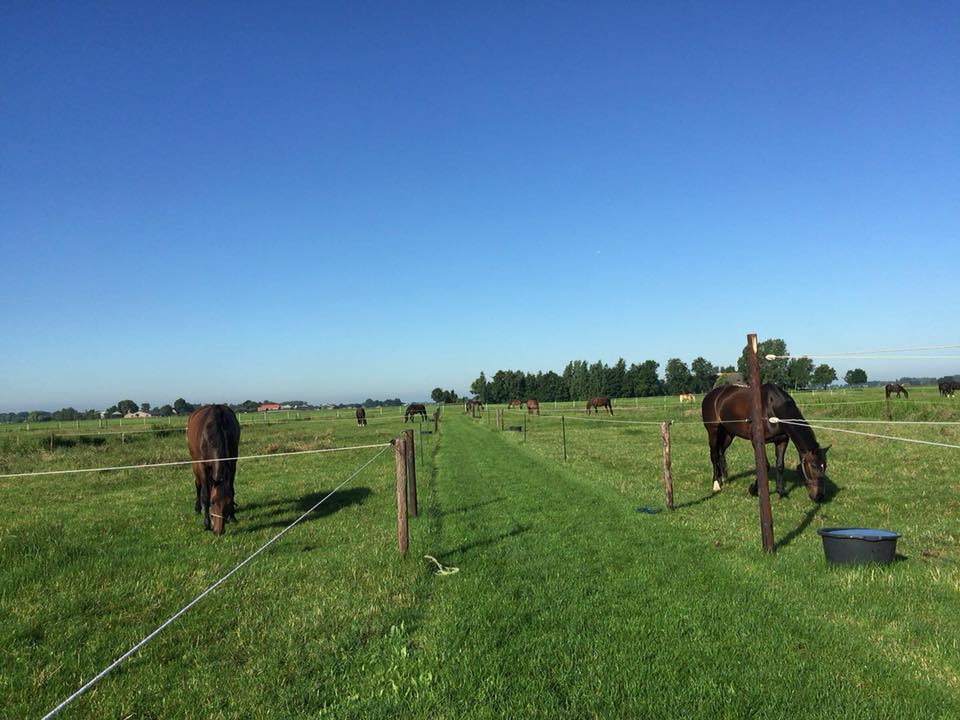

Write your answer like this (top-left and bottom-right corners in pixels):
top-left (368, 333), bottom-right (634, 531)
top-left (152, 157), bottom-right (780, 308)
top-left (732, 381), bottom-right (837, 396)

top-left (797, 446), bottom-right (829, 502)
top-left (208, 465), bottom-right (235, 535)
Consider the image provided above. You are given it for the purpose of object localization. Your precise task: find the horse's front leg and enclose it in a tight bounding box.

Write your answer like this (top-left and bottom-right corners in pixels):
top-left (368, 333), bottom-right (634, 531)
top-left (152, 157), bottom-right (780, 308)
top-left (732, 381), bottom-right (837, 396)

top-left (774, 439), bottom-right (788, 497)
top-left (201, 475), bottom-right (212, 531)
top-left (709, 430), bottom-right (723, 492)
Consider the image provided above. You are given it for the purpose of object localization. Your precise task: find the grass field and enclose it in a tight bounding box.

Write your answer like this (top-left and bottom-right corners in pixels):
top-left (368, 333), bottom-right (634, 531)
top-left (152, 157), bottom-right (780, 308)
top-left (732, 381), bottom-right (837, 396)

top-left (2, 390), bottom-right (960, 718)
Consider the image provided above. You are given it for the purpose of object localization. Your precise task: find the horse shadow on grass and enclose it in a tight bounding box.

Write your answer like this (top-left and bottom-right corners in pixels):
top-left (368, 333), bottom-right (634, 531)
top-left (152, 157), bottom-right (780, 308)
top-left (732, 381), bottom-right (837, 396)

top-left (237, 486), bottom-right (372, 533)
top-left (672, 470), bottom-right (755, 510)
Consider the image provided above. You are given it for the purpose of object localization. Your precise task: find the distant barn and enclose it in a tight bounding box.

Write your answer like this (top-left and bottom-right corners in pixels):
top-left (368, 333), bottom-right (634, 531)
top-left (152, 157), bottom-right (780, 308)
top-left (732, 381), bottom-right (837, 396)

top-left (257, 403), bottom-right (282, 412)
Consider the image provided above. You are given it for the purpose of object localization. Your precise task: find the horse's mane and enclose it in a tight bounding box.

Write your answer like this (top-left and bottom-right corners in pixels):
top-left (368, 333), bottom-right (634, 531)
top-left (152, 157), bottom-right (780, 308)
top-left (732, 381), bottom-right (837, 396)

top-left (768, 386), bottom-right (820, 453)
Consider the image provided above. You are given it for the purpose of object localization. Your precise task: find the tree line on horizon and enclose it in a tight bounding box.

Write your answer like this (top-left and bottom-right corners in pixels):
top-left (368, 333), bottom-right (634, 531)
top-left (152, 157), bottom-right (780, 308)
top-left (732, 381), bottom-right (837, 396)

top-left (461, 338), bottom-right (948, 403)
top-left (0, 396), bottom-right (406, 425)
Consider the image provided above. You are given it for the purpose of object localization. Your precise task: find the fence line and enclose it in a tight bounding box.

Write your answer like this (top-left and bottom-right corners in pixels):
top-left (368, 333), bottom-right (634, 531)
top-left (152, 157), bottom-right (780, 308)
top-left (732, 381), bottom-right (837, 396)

top-left (40, 443), bottom-right (392, 720)
top-left (37, 414), bottom-right (405, 440)
top-left (766, 343), bottom-right (960, 358)
top-left (0, 442), bottom-right (392, 480)
top-left (772, 418), bottom-right (960, 450)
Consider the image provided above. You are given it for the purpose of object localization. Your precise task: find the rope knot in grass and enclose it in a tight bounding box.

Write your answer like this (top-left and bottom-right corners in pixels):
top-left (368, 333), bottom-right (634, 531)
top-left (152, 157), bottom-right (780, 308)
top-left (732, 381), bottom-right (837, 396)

top-left (424, 555), bottom-right (459, 575)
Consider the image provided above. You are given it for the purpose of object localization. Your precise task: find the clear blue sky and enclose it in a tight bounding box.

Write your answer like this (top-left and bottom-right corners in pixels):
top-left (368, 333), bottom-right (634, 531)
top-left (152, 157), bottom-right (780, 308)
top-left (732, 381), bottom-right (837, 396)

top-left (2, 2), bottom-right (958, 411)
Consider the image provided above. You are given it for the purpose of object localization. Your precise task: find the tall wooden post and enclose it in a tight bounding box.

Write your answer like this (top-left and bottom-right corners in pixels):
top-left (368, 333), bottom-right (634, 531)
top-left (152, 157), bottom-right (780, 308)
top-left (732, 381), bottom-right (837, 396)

top-left (404, 429), bottom-right (418, 518)
top-left (433, 411), bottom-right (439, 434)
top-left (747, 333), bottom-right (775, 552)
top-left (523, 413), bottom-right (527, 442)
top-left (661, 421), bottom-right (673, 510)
top-left (885, 396), bottom-right (892, 421)
top-left (395, 438), bottom-right (408, 556)
top-left (561, 415), bottom-right (567, 461)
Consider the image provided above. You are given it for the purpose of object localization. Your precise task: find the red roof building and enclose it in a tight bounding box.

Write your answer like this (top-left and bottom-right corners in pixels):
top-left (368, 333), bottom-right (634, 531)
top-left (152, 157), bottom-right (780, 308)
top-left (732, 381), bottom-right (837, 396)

top-left (257, 403), bottom-right (282, 412)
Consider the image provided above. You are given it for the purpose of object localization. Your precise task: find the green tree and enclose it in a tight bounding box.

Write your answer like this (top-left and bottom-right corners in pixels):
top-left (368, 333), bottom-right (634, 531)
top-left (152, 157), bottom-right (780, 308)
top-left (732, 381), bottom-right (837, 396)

top-left (787, 357), bottom-right (814, 390)
top-left (158, 404), bottom-right (175, 417)
top-left (470, 371), bottom-right (489, 400)
top-left (737, 338), bottom-right (789, 387)
top-left (811, 364), bottom-right (837, 389)
top-left (117, 399), bottom-right (138, 415)
top-left (140, 402), bottom-right (151, 413)
top-left (628, 360), bottom-right (662, 396)
top-left (690, 357), bottom-right (719, 393)
top-left (844, 368), bottom-right (868, 387)
top-left (173, 398), bottom-right (195, 415)
top-left (606, 358), bottom-right (627, 398)
top-left (430, 388), bottom-right (445, 403)
top-left (664, 358), bottom-right (693, 395)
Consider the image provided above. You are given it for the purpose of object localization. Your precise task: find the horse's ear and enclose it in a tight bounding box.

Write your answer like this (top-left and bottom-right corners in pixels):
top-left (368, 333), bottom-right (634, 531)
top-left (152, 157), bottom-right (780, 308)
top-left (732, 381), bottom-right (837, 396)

top-left (822, 445), bottom-right (831, 454)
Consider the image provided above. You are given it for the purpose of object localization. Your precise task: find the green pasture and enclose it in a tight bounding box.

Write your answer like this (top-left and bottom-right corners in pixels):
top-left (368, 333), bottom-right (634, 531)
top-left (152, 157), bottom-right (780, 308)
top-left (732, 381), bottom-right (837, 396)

top-left (2, 396), bottom-right (960, 718)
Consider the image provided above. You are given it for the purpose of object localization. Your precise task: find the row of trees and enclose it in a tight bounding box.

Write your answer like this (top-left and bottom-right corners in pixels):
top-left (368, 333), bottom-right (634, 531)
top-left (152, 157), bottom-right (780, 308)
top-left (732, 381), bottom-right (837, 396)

top-left (430, 388), bottom-right (461, 404)
top-left (468, 340), bottom-right (856, 403)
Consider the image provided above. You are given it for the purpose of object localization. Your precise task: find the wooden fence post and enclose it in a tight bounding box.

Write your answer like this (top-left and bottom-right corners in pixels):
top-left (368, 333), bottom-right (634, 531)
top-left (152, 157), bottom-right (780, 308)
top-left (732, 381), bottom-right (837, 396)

top-left (885, 396), bottom-right (892, 421)
top-left (395, 437), bottom-right (408, 556)
top-left (747, 333), bottom-right (775, 552)
top-left (561, 415), bottom-right (567, 461)
top-left (404, 429), bottom-right (418, 518)
top-left (661, 421), bottom-right (673, 510)
top-left (434, 411), bottom-right (439, 434)
top-left (523, 413), bottom-right (527, 442)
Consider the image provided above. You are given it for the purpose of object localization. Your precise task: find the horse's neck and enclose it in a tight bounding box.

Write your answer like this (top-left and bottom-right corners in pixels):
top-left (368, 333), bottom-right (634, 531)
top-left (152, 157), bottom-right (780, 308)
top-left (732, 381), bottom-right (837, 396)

top-left (777, 403), bottom-right (819, 452)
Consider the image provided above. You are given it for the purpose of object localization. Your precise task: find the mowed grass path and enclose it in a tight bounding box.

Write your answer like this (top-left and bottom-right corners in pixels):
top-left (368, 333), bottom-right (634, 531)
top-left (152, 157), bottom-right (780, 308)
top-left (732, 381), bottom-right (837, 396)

top-left (3, 404), bottom-right (960, 717)
top-left (369, 412), bottom-right (960, 719)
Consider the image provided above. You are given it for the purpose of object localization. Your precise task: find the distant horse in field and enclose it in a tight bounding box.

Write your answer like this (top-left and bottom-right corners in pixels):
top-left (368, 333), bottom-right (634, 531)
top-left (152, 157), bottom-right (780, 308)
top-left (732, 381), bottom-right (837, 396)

top-left (356, 407), bottom-right (367, 426)
top-left (465, 399), bottom-right (484, 415)
top-left (586, 396), bottom-right (613, 415)
top-left (187, 405), bottom-right (241, 535)
top-left (679, 392), bottom-right (695, 403)
top-left (526, 399), bottom-right (540, 415)
top-left (508, 399), bottom-right (522, 409)
top-left (701, 384), bottom-right (829, 501)
top-left (885, 383), bottom-right (908, 399)
top-left (940, 381), bottom-right (957, 398)
top-left (405, 403), bottom-right (428, 422)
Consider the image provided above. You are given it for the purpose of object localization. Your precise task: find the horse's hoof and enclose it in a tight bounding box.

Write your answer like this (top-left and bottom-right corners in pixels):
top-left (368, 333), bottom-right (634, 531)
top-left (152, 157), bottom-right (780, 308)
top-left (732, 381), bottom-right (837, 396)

top-left (748, 484), bottom-right (759, 496)
top-left (712, 480), bottom-right (722, 493)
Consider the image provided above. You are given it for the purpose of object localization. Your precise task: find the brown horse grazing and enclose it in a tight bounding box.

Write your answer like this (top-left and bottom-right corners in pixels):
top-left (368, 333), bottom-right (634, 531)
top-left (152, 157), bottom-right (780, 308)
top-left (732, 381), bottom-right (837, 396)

top-left (465, 399), bottom-right (484, 414)
top-left (526, 399), bottom-right (540, 415)
top-left (187, 405), bottom-right (241, 535)
top-left (356, 407), bottom-right (367, 426)
top-left (701, 384), bottom-right (829, 502)
top-left (507, 399), bottom-right (522, 409)
top-left (679, 392), bottom-right (695, 403)
top-left (885, 383), bottom-right (908, 399)
top-left (586, 396), bottom-right (613, 415)
top-left (405, 403), bottom-right (428, 422)
top-left (939, 380), bottom-right (957, 398)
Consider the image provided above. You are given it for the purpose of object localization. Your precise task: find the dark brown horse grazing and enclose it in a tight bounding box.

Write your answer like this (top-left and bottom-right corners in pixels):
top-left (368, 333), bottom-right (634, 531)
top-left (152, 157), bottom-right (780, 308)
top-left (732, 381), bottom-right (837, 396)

top-left (356, 407), bottom-right (367, 426)
top-left (405, 403), bottom-right (428, 422)
top-left (465, 399), bottom-right (484, 415)
top-left (586, 396), bottom-right (613, 415)
top-left (508, 399), bottom-right (522, 409)
top-left (939, 380), bottom-right (957, 397)
top-left (885, 383), bottom-right (908, 399)
top-left (526, 399), bottom-right (540, 415)
top-left (187, 405), bottom-right (241, 535)
top-left (701, 384), bottom-right (829, 501)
